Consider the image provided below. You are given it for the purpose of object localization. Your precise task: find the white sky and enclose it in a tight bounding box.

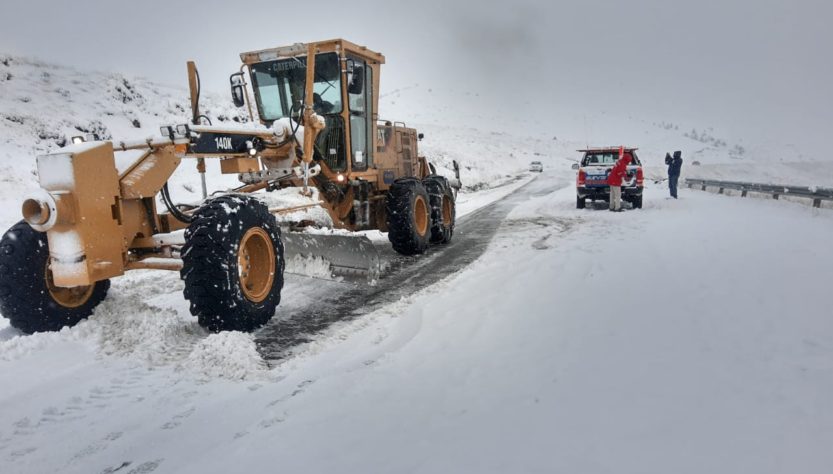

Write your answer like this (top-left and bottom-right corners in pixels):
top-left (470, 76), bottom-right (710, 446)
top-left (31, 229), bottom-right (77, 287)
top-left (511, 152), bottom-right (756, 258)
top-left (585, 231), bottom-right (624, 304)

top-left (1, 0), bottom-right (830, 150)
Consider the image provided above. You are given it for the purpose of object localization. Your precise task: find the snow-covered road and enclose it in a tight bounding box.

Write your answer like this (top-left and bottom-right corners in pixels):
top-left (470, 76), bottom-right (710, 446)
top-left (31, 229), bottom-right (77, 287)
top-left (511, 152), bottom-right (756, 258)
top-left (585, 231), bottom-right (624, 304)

top-left (255, 174), bottom-right (558, 361)
top-left (1, 171), bottom-right (832, 473)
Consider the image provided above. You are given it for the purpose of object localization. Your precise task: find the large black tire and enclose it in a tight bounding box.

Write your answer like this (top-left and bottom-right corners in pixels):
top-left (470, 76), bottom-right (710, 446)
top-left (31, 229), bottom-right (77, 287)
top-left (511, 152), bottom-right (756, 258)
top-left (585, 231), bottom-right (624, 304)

top-left (423, 175), bottom-right (456, 244)
top-left (576, 196), bottom-right (586, 209)
top-left (386, 178), bottom-right (431, 255)
top-left (633, 195), bottom-right (643, 209)
top-left (0, 221), bottom-right (110, 333)
top-left (181, 196), bottom-right (284, 332)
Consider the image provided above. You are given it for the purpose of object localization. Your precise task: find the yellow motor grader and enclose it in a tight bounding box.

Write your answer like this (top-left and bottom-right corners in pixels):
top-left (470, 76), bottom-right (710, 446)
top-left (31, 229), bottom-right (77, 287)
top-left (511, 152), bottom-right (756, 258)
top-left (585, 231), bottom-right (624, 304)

top-left (0, 39), bottom-right (460, 333)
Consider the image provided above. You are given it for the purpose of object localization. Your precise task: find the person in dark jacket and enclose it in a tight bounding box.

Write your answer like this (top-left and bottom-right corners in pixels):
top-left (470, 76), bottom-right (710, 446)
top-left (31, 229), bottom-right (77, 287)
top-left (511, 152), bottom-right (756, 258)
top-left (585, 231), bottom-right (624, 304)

top-left (608, 147), bottom-right (632, 211)
top-left (666, 150), bottom-right (683, 198)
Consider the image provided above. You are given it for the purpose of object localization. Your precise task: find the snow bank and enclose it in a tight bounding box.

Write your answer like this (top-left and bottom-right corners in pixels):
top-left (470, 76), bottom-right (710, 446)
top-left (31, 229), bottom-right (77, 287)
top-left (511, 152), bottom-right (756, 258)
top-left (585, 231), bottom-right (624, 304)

top-left (95, 297), bottom-right (203, 367)
top-left (0, 273), bottom-right (272, 381)
top-left (183, 332), bottom-right (267, 380)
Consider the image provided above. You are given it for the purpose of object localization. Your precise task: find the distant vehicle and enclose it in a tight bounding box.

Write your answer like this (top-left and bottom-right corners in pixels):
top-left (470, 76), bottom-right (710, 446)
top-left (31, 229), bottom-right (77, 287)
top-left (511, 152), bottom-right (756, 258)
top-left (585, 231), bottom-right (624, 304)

top-left (529, 161), bottom-right (543, 172)
top-left (574, 147), bottom-right (644, 209)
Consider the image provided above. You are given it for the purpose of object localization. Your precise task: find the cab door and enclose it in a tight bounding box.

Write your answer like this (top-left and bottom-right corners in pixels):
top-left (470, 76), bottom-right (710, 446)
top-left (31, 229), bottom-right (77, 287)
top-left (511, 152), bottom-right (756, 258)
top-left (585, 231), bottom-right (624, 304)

top-left (347, 58), bottom-right (373, 171)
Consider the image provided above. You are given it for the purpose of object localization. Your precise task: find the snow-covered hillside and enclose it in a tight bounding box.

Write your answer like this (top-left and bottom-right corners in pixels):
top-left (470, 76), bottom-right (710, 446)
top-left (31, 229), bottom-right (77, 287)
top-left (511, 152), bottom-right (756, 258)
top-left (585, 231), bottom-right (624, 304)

top-left (382, 85), bottom-right (833, 186)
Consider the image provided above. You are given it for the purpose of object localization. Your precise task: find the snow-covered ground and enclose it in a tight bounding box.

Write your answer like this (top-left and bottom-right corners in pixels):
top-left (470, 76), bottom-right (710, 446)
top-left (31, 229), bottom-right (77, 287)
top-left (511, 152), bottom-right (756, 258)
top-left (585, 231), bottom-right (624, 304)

top-left (2, 173), bottom-right (832, 473)
top-left (1, 56), bottom-right (832, 473)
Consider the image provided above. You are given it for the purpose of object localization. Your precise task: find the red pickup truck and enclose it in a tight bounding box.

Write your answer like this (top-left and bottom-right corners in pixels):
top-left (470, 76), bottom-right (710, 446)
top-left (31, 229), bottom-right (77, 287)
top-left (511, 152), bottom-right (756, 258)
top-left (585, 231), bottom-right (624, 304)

top-left (574, 147), bottom-right (644, 209)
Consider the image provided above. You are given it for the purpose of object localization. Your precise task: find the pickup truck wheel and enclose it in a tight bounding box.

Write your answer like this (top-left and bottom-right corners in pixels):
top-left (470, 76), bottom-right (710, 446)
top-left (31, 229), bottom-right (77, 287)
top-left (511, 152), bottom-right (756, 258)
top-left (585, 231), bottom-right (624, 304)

top-left (576, 196), bottom-right (586, 209)
top-left (0, 221), bottom-right (109, 333)
top-left (181, 196), bottom-right (284, 332)
top-left (633, 195), bottom-right (643, 209)
top-left (423, 175), bottom-right (455, 244)
top-left (387, 178), bottom-right (431, 255)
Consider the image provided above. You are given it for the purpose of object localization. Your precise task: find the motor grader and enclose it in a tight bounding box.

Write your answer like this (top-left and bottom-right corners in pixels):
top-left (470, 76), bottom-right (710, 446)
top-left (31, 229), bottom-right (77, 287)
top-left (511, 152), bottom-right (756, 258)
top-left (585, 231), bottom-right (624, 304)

top-left (0, 39), bottom-right (459, 334)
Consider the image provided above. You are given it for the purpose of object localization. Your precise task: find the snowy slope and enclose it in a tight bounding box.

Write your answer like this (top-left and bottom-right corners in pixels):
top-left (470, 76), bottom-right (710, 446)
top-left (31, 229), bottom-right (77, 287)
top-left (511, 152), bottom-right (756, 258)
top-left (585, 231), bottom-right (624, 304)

top-left (381, 85), bottom-right (833, 186)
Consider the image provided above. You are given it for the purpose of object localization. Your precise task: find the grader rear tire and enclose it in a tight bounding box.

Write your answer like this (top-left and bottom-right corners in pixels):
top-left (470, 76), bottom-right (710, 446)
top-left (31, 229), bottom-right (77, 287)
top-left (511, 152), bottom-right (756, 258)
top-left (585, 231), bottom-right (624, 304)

top-left (423, 175), bottom-right (456, 244)
top-left (181, 196), bottom-right (284, 332)
top-left (386, 178), bottom-right (431, 255)
top-left (0, 221), bottom-right (110, 333)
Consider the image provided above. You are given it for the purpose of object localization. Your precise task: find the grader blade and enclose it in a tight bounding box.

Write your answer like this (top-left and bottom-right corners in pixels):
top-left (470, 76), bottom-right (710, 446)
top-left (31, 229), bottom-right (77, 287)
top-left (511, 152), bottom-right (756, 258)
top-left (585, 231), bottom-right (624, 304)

top-left (282, 231), bottom-right (382, 281)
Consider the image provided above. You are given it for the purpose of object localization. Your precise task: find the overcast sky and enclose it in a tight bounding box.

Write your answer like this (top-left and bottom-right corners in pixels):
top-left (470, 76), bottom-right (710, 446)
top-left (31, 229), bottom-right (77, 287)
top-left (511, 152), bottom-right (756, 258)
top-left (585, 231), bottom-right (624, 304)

top-left (2, 0), bottom-right (830, 149)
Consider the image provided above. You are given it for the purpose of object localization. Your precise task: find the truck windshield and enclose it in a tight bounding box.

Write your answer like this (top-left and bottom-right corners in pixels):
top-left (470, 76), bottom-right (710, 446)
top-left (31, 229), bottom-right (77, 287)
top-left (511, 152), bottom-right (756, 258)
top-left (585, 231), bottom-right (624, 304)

top-left (250, 53), bottom-right (342, 121)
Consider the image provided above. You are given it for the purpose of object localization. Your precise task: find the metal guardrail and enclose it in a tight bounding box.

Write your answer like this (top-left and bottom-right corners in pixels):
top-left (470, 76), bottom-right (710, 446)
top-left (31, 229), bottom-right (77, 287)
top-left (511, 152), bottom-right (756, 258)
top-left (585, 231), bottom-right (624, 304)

top-left (685, 178), bottom-right (833, 208)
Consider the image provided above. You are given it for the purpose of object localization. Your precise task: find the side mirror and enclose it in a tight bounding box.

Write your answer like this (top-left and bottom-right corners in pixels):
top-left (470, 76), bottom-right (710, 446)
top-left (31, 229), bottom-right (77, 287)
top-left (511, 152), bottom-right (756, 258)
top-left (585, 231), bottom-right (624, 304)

top-left (229, 72), bottom-right (246, 108)
top-left (418, 133), bottom-right (424, 141)
top-left (348, 66), bottom-right (364, 95)
top-left (571, 163), bottom-right (580, 170)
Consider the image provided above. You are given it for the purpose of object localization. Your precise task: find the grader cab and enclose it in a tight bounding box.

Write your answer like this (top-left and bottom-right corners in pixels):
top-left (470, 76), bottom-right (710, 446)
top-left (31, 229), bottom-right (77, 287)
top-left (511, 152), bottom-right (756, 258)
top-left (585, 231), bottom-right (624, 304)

top-left (0, 39), bottom-right (460, 334)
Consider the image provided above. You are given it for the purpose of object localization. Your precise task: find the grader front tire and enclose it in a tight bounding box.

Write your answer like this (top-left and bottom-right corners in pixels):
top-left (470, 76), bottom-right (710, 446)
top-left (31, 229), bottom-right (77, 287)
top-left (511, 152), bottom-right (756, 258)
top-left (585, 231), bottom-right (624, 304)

top-left (0, 221), bottom-right (110, 333)
top-left (181, 196), bottom-right (284, 333)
